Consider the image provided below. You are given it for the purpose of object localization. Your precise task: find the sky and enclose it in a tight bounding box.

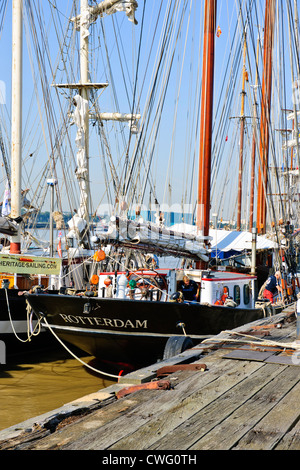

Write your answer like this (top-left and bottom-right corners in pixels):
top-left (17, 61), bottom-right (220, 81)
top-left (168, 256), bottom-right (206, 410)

top-left (0, 0), bottom-right (298, 228)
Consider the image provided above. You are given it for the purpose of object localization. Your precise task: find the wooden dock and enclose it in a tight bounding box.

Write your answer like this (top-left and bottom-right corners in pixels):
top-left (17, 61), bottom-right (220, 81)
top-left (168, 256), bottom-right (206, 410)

top-left (0, 303), bottom-right (299, 451)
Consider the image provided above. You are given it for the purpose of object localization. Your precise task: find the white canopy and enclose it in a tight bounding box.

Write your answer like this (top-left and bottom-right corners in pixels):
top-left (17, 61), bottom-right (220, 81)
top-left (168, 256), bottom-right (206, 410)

top-left (170, 223), bottom-right (278, 253)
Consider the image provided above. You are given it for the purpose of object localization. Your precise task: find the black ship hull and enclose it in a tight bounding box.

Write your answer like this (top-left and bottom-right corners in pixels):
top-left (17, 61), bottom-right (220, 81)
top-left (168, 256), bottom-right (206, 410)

top-left (26, 293), bottom-right (282, 368)
top-left (0, 289), bottom-right (54, 358)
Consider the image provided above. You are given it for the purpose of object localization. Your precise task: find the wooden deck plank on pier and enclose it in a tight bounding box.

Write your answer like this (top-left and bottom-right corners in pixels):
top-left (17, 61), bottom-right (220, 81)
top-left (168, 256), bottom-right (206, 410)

top-left (189, 365), bottom-right (300, 450)
top-left (275, 415), bottom-right (300, 450)
top-left (149, 363), bottom-right (282, 450)
top-left (0, 305), bottom-right (299, 451)
top-left (21, 351), bottom-right (261, 450)
top-left (234, 380), bottom-right (300, 450)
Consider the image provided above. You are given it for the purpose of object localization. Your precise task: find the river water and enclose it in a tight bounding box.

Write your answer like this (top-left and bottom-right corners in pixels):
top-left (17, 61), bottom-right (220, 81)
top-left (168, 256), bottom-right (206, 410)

top-left (0, 343), bottom-right (116, 432)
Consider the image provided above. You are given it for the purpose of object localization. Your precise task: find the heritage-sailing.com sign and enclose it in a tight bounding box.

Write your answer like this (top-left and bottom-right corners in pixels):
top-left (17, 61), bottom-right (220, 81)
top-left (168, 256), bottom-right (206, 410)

top-left (0, 254), bottom-right (62, 275)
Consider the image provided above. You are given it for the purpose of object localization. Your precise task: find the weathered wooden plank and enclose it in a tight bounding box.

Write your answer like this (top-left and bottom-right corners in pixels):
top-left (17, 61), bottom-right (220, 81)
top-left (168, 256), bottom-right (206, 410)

top-left (223, 349), bottom-right (276, 362)
top-left (149, 363), bottom-right (283, 450)
top-left (1, 352), bottom-right (219, 450)
top-left (21, 392), bottom-right (152, 450)
top-left (264, 354), bottom-right (300, 366)
top-left (1, 306), bottom-right (296, 451)
top-left (0, 427), bottom-right (50, 450)
top-left (275, 418), bottom-right (300, 450)
top-left (233, 380), bottom-right (300, 450)
top-left (28, 355), bottom-right (263, 450)
top-left (106, 361), bottom-right (267, 450)
top-left (189, 365), bottom-right (300, 450)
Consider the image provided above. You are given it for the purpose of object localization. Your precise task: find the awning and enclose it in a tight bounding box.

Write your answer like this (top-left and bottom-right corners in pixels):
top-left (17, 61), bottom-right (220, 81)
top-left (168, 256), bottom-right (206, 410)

top-left (170, 223), bottom-right (278, 257)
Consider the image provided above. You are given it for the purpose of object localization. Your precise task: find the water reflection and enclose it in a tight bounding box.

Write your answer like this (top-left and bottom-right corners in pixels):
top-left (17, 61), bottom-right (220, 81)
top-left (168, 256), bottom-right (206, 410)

top-left (0, 347), bottom-right (116, 431)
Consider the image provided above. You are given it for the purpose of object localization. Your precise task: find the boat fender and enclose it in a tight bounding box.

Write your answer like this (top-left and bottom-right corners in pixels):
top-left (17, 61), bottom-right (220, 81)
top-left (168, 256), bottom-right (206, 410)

top-left (104, 277), bottom-right (112, 286)
top-left (117, 274), bottom-right (128, 299)
top-left (93, 250), bottom-right (106, 262)
top-left (129, 279), bottom-right (137, 289)
top-left (90, 274), bottom-right (99, 285)
top-left (163, 335), bottom-right (194, 360)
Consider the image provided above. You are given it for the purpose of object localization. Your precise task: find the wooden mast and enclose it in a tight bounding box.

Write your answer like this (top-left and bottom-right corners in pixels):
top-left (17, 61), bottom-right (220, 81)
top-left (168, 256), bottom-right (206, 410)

top-left (249, 34), bottom-right (260, 230)
top-left (197, 0), bottom-right (216, 264)
top-left (256, 0), bottom-right (275, 235)
top-left (237, 35), bottom-right (247, 231)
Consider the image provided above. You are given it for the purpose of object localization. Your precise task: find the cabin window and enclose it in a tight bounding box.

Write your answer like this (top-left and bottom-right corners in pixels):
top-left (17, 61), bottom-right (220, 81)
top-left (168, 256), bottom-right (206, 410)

top-left (243, 284), bottom-right (250, 305)
top-left (233, 285), bottom-right (240, 305)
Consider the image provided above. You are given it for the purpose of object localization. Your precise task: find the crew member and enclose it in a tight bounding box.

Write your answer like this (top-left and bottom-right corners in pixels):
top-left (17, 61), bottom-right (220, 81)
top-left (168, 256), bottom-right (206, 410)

top-left (263, 271), bottom-right (282, 303)
top-left (178, 275), bottom-right (199, 301)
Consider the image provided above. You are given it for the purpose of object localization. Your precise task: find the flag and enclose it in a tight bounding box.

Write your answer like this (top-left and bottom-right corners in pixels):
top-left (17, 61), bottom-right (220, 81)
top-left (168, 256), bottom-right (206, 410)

top-left (2, 181), bottom-right (11, 216)
top-left (216, 26), bottom-right (222, 37)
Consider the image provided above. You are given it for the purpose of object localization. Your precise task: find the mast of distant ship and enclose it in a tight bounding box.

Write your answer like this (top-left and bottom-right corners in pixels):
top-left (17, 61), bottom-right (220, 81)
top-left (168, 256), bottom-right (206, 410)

top-left (256, 0), bottom-right (275, 235)
top-left (196, 0), bottom-right (216, 267)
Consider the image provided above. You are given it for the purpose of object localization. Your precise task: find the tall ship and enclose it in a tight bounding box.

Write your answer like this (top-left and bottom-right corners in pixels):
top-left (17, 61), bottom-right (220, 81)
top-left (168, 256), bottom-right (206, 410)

top-left (0, 0), bottom-right (298, 367)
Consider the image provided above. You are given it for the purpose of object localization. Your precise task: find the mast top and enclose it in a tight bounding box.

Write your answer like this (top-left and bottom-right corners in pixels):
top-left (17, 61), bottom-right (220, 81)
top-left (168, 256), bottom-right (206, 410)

top-left (71, 0), bottom-right (138, 29)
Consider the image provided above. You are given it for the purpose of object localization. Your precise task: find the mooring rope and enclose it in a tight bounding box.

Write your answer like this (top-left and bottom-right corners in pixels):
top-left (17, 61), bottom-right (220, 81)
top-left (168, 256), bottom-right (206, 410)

top-left (42, 316), bottom-right (121, 380)
top-left (5, 289), bottom-right (42, 343)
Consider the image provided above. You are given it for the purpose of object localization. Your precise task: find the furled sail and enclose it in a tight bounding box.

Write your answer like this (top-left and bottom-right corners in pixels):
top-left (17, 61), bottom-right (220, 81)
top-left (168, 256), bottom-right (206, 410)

top-left (67, 94), bottom-right (89, 242)
top-left (97, 216), bottom-right (211, 261)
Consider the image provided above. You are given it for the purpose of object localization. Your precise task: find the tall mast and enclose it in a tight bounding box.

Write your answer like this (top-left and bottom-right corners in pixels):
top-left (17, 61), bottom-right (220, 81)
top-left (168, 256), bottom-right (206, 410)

top-left (237, 34), bottom-right (247, 231)
top-left (197, 0), bottom-right (216, 252)
top-left (10, 0), bottom-right (23, 254)
top-left (65, 0), bottom-right (139, 232)
top-left (256, 0), bottom-right (275, 235)
top-left (249, 34), bottom-right (260, 230)
top-left (80, 0), bottom-right (90, 223)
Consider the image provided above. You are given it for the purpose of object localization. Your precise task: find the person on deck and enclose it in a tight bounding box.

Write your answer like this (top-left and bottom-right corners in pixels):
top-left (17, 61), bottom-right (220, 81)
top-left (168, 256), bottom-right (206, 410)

top-left (263, 271), bottom-right (282, 303)
top-left (178, 275), bottom-right (199, 302)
